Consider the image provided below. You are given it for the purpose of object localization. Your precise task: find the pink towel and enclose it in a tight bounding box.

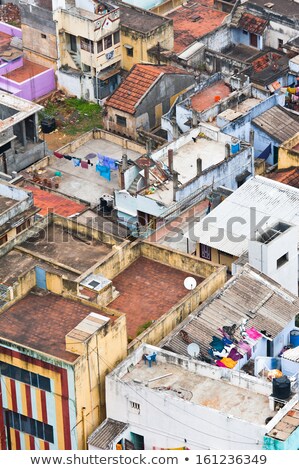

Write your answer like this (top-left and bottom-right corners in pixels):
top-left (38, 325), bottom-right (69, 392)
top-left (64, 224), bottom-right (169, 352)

top-left (81, 160), bottom-right (88, 169)
top-left (216, 360), bottom-right (228, 368)
top-left (245, 327), bottom-right (262, 340)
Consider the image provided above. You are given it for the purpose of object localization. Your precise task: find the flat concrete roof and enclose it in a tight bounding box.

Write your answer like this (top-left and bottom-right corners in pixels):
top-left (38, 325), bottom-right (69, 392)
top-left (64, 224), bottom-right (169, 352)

top-left (0, 195), bottom-right (16, 214)
top-left (0, 249), bottom-right (77, 285)
top-left (0, 291), bottom-right (114, 362)
top-left (20, 224), bottom-right (111, 273)
top-left (48, 138), bottom-right (142, 204)
top-left (145, 137), bottom-right (226, 206)
top-left (191, 81), bottom-right (231, 112)
top-left (108, 256), bottom-right (203, 339)
top-left (123, 359), bottom-right (275, 425)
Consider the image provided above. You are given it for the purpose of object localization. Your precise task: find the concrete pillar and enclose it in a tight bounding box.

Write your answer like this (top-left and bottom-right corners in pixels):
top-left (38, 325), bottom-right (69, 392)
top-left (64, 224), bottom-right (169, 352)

top-left (168, 148), bottom-right (174, 174)
top-left (122, 153), bottom-right (128, 171)
top-left (225, 143), bottom-right (230, 159)
top-left (197, 157), bottom-right (202, 176)
top-left (144, 166), bottom-right (150, 187)
top-left (21, 120), bottom-right (27, 148)
top-left (119, 170), bottom-right (125, 190)
top-left (250, 129), bottom-right (255, 146)
top-left (173, 171), bottom-right (179, 202)
top-left (146, 139), bottom-right (152, 155)
top-left (192, 110), bottom-right (198, 128)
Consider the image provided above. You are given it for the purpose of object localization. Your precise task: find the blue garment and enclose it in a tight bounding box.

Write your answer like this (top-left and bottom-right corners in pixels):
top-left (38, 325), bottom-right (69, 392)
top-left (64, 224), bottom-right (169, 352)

top-left (96, 164), bottom-right (111, 181)
top-left (258, 144), bottom-right (271, 160)
top-left (97, 154), bottom-right (118, 170)
top-left (72, 158), bottom-right (80, 167)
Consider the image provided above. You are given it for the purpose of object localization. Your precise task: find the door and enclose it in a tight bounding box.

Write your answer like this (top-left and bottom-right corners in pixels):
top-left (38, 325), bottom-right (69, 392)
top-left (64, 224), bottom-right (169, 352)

top-left (273, 146), bottom-right (279, 165)
top-left (69, 34), bottom-right (77, 53)
top-left (250, 33), bottom-right (258, 48)
top-left (35, 266), bottom-right (47, 290)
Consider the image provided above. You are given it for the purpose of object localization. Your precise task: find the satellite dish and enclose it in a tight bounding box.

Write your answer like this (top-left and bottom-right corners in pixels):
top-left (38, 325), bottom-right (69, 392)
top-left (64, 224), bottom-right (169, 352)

top-left (184, 276), bottom-right (197, 290)
top-left (187, 343), bottom-right (200, 358)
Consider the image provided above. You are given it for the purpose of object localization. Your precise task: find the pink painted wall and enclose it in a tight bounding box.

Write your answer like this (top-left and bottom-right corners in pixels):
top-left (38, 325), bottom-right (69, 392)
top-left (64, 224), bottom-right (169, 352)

top-left (0, 56), bottom-right (23, 75)
top-left (0, 21), bottom-right (22, 39)
top-left (0, 68), bottom-right (56, 101)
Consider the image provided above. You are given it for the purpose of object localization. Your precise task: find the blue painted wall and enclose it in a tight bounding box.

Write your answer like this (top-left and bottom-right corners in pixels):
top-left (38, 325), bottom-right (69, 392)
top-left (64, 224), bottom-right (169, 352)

top-left (263, 424), bottom-right (299, 450)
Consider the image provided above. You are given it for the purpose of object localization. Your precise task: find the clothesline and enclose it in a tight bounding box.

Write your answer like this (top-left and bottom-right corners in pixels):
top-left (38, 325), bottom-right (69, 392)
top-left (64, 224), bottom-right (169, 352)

top-left (53, 151), bottom-right (120, 181)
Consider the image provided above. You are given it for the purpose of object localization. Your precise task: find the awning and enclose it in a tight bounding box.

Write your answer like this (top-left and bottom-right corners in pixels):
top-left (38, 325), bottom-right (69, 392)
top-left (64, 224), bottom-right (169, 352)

top-left (98, 67), bottom-right (121, 81)
top-left (124, 44), bottom-right (133, 49)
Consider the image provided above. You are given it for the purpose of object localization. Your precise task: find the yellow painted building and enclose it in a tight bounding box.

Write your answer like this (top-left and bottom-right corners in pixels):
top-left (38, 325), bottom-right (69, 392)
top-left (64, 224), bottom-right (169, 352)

top-left (119, 3), bottom-right (174, 71)
top-left (0, 292), bottom-right (127, 450)
top-left (278, 132), bottom-right (299, 169)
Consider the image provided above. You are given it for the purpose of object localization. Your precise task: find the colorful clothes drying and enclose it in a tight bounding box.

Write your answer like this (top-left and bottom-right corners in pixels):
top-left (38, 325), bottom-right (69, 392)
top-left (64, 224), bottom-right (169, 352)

top-left (80, 160), bottom-right (88, 169)
top-left (245, 327), bottom-right (262, 340)
top-left (54, 151), bottom-right (63, 159)
top-left (219, 357), bottom-right (237, 369)
top-left (72, 158), bottom-right (80, 167)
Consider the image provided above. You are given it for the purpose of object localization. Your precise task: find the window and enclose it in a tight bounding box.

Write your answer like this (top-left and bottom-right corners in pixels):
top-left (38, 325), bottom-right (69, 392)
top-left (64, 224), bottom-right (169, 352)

top-left (0, 234), bottom-right (7, 246)
top-left (0, 361), bottom-right (51, 392)
top-left (277, 253), bottom-right (289, 269)
top-left (80, 37), bottom-right (94, 54)
top-left (126, 47), bottom-right (133, 57)
top-left (16, 219), bottom-right (30, 234)
top-left (41, 33), bottom-right (47, 39)
top-left (104, 35), bottom-right (112, 49)
top-left (82, 63), bottom-right (91, 73)
top-left (116, 115), bottom-right (127, 127)
top-left (200, 243), bottom-right (211, 261)
top-left (5, 410), bottom-right (54, 443)
top-left (243, 30), bottom-right (248, 35)
top-left (97, 39), bottom-right (103, 53)
top-left (113, 31), bottom-right (120, 44)
top-left (130, 401), bottom-right (140, 413)
top-left (278, 38), bottom-right (283, 49)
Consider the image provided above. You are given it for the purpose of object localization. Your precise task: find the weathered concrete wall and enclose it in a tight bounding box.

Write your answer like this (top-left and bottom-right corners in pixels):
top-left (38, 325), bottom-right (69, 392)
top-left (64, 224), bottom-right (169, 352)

top-left (3, 141), bottom-right (46, 175)
top-left (200, 24), bottom-right (231, 52)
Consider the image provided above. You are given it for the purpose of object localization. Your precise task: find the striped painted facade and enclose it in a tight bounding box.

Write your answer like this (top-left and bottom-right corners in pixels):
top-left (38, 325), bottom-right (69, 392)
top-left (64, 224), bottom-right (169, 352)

top-left (0, 345), bottom-right (77, 450)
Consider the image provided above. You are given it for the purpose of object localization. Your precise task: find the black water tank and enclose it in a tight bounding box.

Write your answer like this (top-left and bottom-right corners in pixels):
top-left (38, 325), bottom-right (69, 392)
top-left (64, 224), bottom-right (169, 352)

top-left (41, 117), bottom-right (56, 134)
top-left (272, 376), bottom-right (291, 400)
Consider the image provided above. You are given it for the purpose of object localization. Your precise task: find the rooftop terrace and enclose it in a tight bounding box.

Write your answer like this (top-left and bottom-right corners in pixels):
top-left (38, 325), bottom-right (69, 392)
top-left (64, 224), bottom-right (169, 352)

top-left (108, 256), bottom-right (203, 338)
top-left (44, 135), bottom-right (142, 204)
top-left (20, 224), bottom-right (111, 273)
top-left (0, 291), bottom-right (113, 362)
top-left (191, 81), bottom-right (231, 112)
top-left (0, 195), bottom-right (15, 214)
top-left (3, 59), bottom-right (49, 83)
top-left (123, 353), bottom-right (274, 425)
top-left (0, 249), bottom-right (77, 285)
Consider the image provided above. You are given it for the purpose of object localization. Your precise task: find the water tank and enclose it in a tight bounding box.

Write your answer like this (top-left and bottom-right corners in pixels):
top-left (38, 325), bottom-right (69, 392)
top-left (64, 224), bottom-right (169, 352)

top-left (41, 117), bottom-right (56, 134)
top-left (272, 376), bottom-right (291, 400)
top-left (290, 330), bottom-right (299, 347)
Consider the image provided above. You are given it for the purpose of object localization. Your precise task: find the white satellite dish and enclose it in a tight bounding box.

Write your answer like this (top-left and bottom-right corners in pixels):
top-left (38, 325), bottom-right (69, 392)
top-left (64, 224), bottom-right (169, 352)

top-left (187, 343), bottom-right (200, 358)
top-left (184, 276), bottom-right (197, 290)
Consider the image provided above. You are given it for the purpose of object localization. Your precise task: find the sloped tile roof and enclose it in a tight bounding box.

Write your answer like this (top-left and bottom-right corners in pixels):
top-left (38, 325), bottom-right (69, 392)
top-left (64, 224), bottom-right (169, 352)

top-left (238, 12), bottom-right (268, 35)
top-left (105, 64), bottom-right (191, 115)
top-left (266, 168), bottom-right (299, 189)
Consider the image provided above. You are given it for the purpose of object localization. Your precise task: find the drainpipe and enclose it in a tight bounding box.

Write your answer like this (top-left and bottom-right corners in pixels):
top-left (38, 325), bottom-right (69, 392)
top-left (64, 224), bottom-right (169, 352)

top-left (168, 148), bottom-right (174, 174)
top-left (81, 407), bottom-right (86, 450)
top-left (250, 129), bottom-right (255, 146)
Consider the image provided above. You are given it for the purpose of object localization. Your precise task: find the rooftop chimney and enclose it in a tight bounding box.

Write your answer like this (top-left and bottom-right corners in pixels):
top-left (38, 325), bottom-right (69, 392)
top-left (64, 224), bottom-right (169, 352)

top-left (173, 171), bottom-right (179, 202)
top-left (197, 157), bottom-right (202, 176)
top-left (146, 139), bottom-right (152, 155)
top-left (122, 153), bottom-right (128, 171)
top-left (225, 143), bottom-right (231, 159)
top-left (168, 148), bottom-right (174, 174)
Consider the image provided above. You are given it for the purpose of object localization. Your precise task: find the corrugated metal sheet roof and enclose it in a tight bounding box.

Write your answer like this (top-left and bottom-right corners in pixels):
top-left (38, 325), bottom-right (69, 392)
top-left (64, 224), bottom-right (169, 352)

top-left (282, 346), bottom-right (299, 363)
top-left (188, 176), bottom-right (299, 256)
top-left (252, 106), bottom-right (299, 143)
top-left (161, 265), bottom-right (299, 360)
top-left (88, 419), bottom-right (128, 449)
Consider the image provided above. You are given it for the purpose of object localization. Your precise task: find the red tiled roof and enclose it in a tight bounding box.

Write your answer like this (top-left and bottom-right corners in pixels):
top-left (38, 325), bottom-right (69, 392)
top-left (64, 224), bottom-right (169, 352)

top-left (24, 185), bottom-right (87, 217)
top-left (0, 31), bottom-right (12, 54)
top-left (252, 52), bottom-right (281, 72)
top-left (238, 12), bottom-right (268, 35)
top-left (168, 0), bottom-right (227, 53)
top-left (105, 64), bottom-right (190, 114)
top-left (266, 168), bottom-right (299, 189)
